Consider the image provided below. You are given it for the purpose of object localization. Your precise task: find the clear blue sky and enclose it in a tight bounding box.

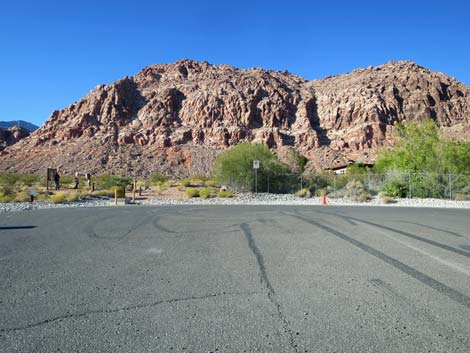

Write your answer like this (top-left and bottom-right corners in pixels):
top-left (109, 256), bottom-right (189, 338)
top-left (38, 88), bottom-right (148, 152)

top-left (1, 0), bottom-right (469, 126)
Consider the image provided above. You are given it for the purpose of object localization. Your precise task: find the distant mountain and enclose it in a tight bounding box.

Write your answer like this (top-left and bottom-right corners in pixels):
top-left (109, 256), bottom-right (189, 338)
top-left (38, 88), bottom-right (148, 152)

top-left (0, 120), bottom-right (39, 132)
top-left (0, 60), bottom-right (468, 176)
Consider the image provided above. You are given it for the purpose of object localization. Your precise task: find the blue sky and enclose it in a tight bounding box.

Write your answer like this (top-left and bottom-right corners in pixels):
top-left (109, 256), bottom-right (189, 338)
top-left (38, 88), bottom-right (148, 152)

top-left (1, 0), bottom-right (469, 126)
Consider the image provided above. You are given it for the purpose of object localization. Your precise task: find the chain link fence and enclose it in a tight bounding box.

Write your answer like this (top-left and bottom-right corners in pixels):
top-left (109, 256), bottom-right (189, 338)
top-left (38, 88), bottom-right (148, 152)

top-left (238, 172), bottom-right (470, 200)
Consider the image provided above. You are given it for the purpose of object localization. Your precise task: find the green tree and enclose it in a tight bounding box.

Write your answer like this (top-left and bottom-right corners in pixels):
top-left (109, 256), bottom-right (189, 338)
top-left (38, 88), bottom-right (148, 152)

top-left (213, 143), bottom-right (292, 192)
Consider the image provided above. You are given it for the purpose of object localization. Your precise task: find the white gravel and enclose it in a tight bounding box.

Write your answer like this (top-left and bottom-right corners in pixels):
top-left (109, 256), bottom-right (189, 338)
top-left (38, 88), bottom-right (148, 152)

top-left (142, 193), bottom-right (470, 209)
top-left (1, 194), bottom-right (469, 213)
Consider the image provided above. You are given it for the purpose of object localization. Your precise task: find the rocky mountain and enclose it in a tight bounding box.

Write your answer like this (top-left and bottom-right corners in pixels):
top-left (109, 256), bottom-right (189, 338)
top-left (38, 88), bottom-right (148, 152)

top-left (0, 120), bottom-right (38, 132)
top-left (0, 126), bottom-right (31, 152)
top-left (0, 60), bottom-right (468, 177)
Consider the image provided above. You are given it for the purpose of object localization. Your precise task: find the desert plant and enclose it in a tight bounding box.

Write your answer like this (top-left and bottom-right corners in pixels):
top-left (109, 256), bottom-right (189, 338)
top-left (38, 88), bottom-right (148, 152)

top-left (378, 191), bottom-right (396, 204)
top-left (150, 173), bottom-right (169, 186)
top-left (204, 179), bottom-right (219, 187)
top-left (50, 192), bottom-right (66, 204)
top-left (315, 188), bottom-right (327, 197)
top-left (14, 192), bottom-right (31, 202)
top-left (199, 188), bottom-right (211, 199)
top-left (217, 190), bottom-right (233, 198)
top-left (185, 187), bottom-right (200, 198)
top-left (213, 143), bottom-right (291, 193)
top-left (0, 193), bottom-right (15, 203)
top-left (295, 188), bottom-right (311, 198)
top-left (358, 191), bottom-right (372, 203)
top-left (181, 179), bottom-right (192, 187)
top-left (96, 175), bottom-right (130, 190)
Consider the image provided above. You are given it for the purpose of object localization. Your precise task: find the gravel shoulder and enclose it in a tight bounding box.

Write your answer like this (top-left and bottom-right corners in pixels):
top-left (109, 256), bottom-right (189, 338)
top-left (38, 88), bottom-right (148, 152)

top-left (1, 193), bottom-right (469, 213)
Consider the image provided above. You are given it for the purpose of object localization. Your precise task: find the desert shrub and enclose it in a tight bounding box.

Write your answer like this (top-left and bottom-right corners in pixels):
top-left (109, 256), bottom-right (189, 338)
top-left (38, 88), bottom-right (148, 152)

top-left (92, 190), bottom-right (114, 197)
top-left (0, 193), bottom-right (15, 203)
top-left (381, 172), bottom-right (408, 198)
top-left (181, 179), bottom-right (192, 187)
top-left (189, 178), bottom-right (205, 187)
top-left (217, 190), bottom-right (233, 198)
top-left (150, 173), bottom-right (169, 186)
top-left (199, 188), bottom-right (211, 199)
top-left (213, 143), bottom-right (291, 193)
top-left (50, 192), bottom-right (66, 204)
top-left (378, 192), bottom-right (396, 204)
top-left (204, 179), bottom-right (218, 187)
top-left (111, 186), bottom-right (126, 198)
top-left (96, 175), bottom-right (130, 190)
top-left (358, 191), bottom-right (372, 202)
top-left (185, 187), bottom-right (200, 198)
top-left (296, 188), bottom-right (311, 198)
top-left (14, 192), bottom-right (31, 202)
top-left (0, 173), bottom-right (40, 187)
top-left (315, 188), bottom-right (328, 197)
top-left (66, 192), bottom-right (80, 202)
top-left (454, 193), bottom-right (470, 201)
top-left (344, 180), bottom-right (372, 202)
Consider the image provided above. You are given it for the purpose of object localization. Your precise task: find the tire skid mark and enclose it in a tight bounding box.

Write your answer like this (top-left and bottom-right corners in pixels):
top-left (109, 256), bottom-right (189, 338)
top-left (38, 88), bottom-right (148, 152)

top-left (308, 209), bottom-right (470, 258)
top-left (87, 212), bottom-right (154, 240)
top-left (240, 223), bottom-right (299, 353)
top-left (399, 221), bottom-right (465, 238)
top-left (1, 291), bottom-right (254, 333)
top-left (285, 213), bottom-right (470, 311)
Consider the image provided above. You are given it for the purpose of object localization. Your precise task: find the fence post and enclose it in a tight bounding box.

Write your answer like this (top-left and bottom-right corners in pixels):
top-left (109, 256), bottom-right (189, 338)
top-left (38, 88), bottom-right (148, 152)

top-left (408, 172), bottom-right (412, 198)
top-left (333, 174), bottom-right (337, 194)
top-left (449, 173), bottom-right (452, 200)
top-left (368, 173), bottom-right (371, 191)
top-left (300, 174), bottom-right (303, 190)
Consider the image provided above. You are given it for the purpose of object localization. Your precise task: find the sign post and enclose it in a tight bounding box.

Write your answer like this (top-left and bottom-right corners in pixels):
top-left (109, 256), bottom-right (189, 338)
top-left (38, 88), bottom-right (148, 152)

top-left (253, 160), bottom-right (260, 194)
top-left (46, 168), bottom-right (57, 193)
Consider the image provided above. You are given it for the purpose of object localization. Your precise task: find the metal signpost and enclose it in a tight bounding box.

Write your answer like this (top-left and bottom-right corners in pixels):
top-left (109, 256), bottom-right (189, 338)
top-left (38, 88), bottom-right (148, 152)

top-left (253, 160), bottom-right (260, 194)
top-left (46, 168), bottom-right (57, 192)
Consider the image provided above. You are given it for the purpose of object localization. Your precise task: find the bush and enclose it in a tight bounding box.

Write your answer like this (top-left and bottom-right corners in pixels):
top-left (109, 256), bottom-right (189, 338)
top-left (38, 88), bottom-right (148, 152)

top-left (189, 178), bottom-right (205, 187)
top-left (213, 143), bottom-right (291, 193)
top-left (358, 191), bottom-right (372, 203)
top-left (217, 190), bottom-right (233, 198)
top-left (199, 188), bottom-right (211, 199)
top-left (96, 175), bottom-right (130, 190)
top-left (185, 188), bottom-right (200, 198)
top-left (66, 192), bottom-right (80, 202)
top-left (378, 192), bottom-right (396, 204)
top-left (50, 192), bottom-right (66, 204)
top-left (111, 186), bottom-right (126, 198)
top-left (381, 172), bottom-right (408, 198)
top-left (315, 188), bottom-right (327, 197)
top-left (150, 173), bottom-right (169, 186)
top-left (204, 180), bottom-right (219, 187)
top-left (296, 188), bottom-right (311, 198)
top-left (0, 193), bottom-right (15, 203)
top-left (344, 180), bottom-right (368, 201)
top-left (14, 192), bottom-right (31, 202)
top-left (181, 179), bottom-right (192, 187)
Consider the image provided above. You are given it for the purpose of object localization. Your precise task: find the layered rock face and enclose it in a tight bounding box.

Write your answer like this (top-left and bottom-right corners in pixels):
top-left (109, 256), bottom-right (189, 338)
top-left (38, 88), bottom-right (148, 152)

top-left (1, 60), bottom-right (468, 176)
top-left (0, 126), bottom-right (30, 152)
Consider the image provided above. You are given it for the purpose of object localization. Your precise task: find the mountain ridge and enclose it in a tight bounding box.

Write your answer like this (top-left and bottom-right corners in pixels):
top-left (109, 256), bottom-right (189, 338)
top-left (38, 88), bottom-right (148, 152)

top-left (0, 59), bottom-right (468, 177)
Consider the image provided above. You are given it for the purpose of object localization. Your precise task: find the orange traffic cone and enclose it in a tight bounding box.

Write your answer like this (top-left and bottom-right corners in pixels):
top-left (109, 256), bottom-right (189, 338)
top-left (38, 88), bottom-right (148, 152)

top-left (322, 194), bottom-right (327, 205)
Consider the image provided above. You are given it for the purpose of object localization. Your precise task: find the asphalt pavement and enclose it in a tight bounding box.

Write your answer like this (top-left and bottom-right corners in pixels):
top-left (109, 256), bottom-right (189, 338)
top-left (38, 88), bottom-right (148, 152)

top-left (1, 205), bottom-right (470, 352)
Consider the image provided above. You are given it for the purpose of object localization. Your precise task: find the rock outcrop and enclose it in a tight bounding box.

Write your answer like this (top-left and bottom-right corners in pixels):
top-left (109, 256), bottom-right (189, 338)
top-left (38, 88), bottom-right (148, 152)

top-left (0, 126), bottom-right (30, 152)
top-left (1, 60), bottom-right (468, 176)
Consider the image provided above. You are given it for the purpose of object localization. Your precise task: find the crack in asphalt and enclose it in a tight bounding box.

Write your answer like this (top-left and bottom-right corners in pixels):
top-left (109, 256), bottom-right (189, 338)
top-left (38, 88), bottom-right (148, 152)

top-left (240, 223), bottom-right (299, 353)
top-left (285, 212), bottom-right (470, 311)
top-left (0, 291), bottom-right (254, 333)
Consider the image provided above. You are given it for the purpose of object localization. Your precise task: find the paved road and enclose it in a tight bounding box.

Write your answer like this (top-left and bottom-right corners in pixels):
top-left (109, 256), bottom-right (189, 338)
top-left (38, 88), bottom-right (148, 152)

top-left (1, 205), bottom-right (470, 353)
